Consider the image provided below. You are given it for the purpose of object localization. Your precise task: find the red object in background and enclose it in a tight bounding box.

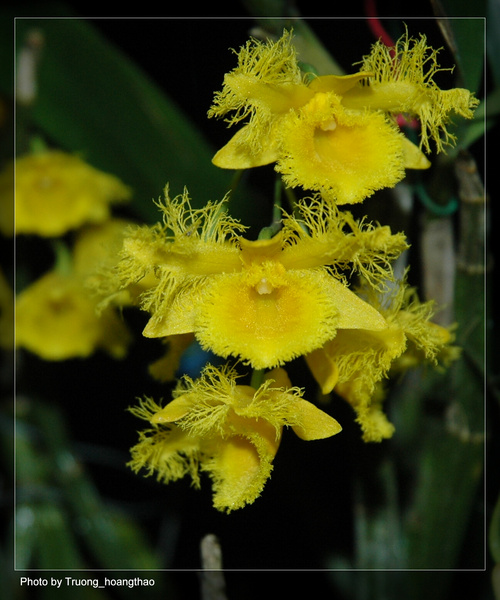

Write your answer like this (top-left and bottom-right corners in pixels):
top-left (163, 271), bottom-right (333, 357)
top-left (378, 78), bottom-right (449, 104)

top-left (364, 0), bottom-right (396, 49)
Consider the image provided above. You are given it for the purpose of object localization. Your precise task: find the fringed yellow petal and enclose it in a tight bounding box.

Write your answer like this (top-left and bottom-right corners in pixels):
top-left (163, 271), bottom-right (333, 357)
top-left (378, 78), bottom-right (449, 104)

top-left (142, 279), bottom-right (201, 338)
top-left (156, 186), bottom-right (247, 244)
top-left (128, 395), bottom-right (165, 422)
top-left (353, 402), bottom-right (396, 442)
top-left (195, 266), bottom-right (341, 369)
top-left (119, 190), bottom-right (243, 284)
top-left (394, 306), bottom-right (453, 364)
top-left (219, 74), bottom-right (312, 115)
top-left (328, 326), bottom-right (407, 393)
top-left (346, 32), bottom-right (479, 153)
top-left (280, 196), bottom-right (409, 289)
top-left (208, 30), bottom-right (312, 170)
top-left (208, 29), bottom-right (305, 124)
top-left (387, 294), bottom-right (461, 372)
top-left (360, 272), bottom-right (460, 369)
top-left (276, 91), bottom-right (406, 204)
top-left (107, 187), bottom-right (244, 338)
top-left (127, 426), bottom-right (202, 487)
top-left (203, 435), bottom-right (275, 513)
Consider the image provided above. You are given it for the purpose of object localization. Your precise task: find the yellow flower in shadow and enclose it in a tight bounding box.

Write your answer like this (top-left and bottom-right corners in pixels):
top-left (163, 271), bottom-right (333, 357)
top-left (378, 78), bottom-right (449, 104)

top-left (0, 150), bottom-right (131, 237)
top-left (15, 270), bottom-right (130, 360)
top-left (108, 188), bottom-right (408, 369)
top-left (306, 275), bottom-right (459, 442)
top-left (128, 364), bottom-right (341, 512)
top-left (15, 220), bottom-right (133, 361)
top-left (208, 30), bottom-right (478, 204)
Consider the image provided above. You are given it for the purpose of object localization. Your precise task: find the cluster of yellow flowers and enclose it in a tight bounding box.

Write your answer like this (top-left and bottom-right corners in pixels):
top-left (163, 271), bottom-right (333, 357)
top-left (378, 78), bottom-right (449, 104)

top-left (114, 30), bottom-right (475, 512)
top-left (9, 29), bottom-right (477, 513)
top-left (2, 150), bottom-right (133, 359)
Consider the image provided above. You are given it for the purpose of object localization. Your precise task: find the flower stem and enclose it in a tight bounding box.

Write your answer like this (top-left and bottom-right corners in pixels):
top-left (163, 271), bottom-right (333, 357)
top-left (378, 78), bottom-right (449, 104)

top-left (250, 368), bottom-right (266, 389)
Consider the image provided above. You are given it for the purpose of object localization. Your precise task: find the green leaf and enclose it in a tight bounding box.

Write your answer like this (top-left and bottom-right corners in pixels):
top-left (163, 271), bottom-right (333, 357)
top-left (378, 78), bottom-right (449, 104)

top-left (487, 0), bottom-right (500, 87)
top-left (490, 494), bottom-right (500, 564)
top-left (13, 14), bottom-right (233, 223)
top-left (35, 503), bottom-right (86, 570)
top-left (14, 399), bottom-right (164, 573)
top-left (460, 88), bottom-right (500, 150)
top-left (403, 415), bottom-right (483, 569)
top-left (431, 4), bottom-right (485, 94)
top-left (8, 9), bottom-right (271, 232)
top-left (79, 510), bottom-right (162, 571)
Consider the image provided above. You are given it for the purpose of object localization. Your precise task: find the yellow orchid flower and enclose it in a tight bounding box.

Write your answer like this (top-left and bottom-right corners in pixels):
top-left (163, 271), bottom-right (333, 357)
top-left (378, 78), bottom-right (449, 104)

top-left (147, 333), bottom-right (195, 382)
top-left (128, 364), bottom-right (341, 512)
top-left (208, 30), bottom-right (478, 204)
top-left (0, 150), bottom-right (131, 237)
top-left (15, 220), bottom-right (134, 361)
top-left (108, 188), bottom-right (408, 370)
top-left (15, 269), bottom-right (131, 361)
top-left (306, 276), bottom-right (459, 442)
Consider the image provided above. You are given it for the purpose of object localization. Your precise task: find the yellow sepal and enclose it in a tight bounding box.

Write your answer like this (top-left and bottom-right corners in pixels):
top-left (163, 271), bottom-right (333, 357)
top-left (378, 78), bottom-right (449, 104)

top-left (291, 399), bottom-right (342, 440)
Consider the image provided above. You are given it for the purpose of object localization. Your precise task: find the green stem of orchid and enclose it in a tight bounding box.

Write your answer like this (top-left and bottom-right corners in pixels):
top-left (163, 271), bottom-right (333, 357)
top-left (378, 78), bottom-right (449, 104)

top-left (52, 240), bottom-right (73, 276)
top-left (250, 368), bottom-right (266, 389)
top-left (283, 182), bottom-right (301, 217)
top-left (227, 169), bottom-right (244, 198)
top-left (273, 174), bottom-right (283, 221)
top-left (258, 176), bottom-right (284, 240)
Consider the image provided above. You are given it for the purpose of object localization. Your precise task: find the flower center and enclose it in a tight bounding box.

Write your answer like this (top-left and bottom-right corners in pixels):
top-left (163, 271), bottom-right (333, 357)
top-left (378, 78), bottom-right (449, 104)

top-left (255, 278), bottom-right (274, 295)
top-left (248, 262), bottom-right (286, 296)
top-left (320, 119), bottom-right (337, 131)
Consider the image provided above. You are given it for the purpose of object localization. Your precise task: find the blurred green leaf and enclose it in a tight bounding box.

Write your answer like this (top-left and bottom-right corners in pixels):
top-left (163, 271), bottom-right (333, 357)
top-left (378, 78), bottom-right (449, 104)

top-left (2, 7), bottom-right (270, 232)
top-left (13, 14), bottom-right (233, 223)
top-left (404, 415), bottom-right (483, 569)
top-left (431, 2), bottom-right (485, 93)
top-left (35, 504), bottom-right (86, 569)
top-left (399, 152), bottom-right (486, 595)
top-left (354, 460), bottom-right (405, 570)
top-left (487, 0), bottom-right (500, 87)
top-left (491, 494), bottom-right (500, 564)
top-left (32, 401), bottom-right (163, 571)
top-left (78, 510), bottom-right (162, 571)
top-left (15, 399), bottom-right (164, 575)
top-left (460, 88), bottom-right (500, 150)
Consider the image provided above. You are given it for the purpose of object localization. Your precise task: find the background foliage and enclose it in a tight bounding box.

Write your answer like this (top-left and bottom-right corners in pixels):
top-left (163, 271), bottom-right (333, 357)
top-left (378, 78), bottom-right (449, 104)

top-left (1, 1), bottom-right (496, 599)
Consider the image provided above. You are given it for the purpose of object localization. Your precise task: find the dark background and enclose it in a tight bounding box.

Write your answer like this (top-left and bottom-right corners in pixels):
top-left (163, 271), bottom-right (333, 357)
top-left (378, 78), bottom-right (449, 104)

top-left (3, 2), bottom-right (493, 599)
